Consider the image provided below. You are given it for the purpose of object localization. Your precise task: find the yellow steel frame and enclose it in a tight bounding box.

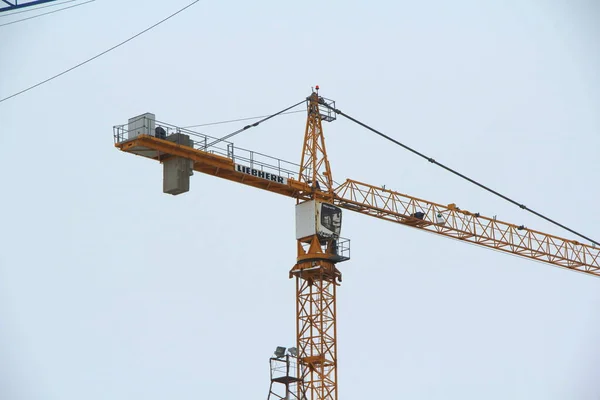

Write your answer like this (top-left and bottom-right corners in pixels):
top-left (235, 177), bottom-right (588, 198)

top-left (290, 236), bottom-right (340, 400)
top-left (298, 93), bottom-right (334, 201)
top-left (115, 92), bottom-right (599, 400)
top-left (117, 135), bottom-right (310, 198)
top-left (333, 179), bottom-right (600, 275)
top-left (292, 92), bottom-right (341, 400)
top-left (116, 115), bottom-right (600, 277)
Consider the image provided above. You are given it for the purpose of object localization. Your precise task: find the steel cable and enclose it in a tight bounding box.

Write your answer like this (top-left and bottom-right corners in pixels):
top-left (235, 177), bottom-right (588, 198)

top-left (321, 101), bottom-right (599, 246)
top-left (204, 100), bottom-right (306, 149)
top-left (0, 0), bottom-right (201, 103)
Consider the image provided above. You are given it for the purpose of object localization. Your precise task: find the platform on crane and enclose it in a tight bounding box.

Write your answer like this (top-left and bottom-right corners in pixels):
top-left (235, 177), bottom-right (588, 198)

top-left (315, 96), bottom-right (337, 122)
top-left (114, 118), bottom-right (299, 179)
top-left (113, 115), bottom-right (316, 197)
top-left (267, 349), bottom-right (303, 400)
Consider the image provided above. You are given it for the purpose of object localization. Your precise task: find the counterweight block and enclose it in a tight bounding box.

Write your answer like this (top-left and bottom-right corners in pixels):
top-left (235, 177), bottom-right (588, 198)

top-left (163, 133), bottom-right (194, 195)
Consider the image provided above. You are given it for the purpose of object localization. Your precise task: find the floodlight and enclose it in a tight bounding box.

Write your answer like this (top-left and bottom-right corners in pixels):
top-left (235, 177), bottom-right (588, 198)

top-left (287, 347), bottom-right (298, 357)
top-left (274, 346), bottom-right (286, 358)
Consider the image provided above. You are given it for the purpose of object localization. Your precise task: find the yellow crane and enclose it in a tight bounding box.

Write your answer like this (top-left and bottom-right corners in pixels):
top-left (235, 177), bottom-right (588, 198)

top-left (113, 90), bottom-right (599, 400)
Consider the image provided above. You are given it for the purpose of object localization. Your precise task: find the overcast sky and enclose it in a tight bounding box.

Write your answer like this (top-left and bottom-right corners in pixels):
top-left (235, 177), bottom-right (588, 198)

top-left (1, 1), bottom-right (599, 399)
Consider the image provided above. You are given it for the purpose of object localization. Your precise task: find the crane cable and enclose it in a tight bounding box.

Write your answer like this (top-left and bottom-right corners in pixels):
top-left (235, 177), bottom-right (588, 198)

top-left (181, 110), bottom-right (305, 129)
top-left (0, 0), bottom-right (202, 104)
top-left (0, 0), bottom-right (94, 27)
top-left (321, 101), bottom-right (600, 247)
top-left (203, 99), bottom-right (306, 149)
top-left (0, 0), bottom-right (77, 17)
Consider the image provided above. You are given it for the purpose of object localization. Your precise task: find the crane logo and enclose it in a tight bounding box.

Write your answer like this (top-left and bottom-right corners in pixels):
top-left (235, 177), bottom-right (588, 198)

top-left (235, 164), bottom-right (287, 184)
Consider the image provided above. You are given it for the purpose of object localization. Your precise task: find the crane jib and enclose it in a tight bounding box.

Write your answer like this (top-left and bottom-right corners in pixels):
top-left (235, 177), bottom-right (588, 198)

top-left (235, 164), bottom-right (288, 185)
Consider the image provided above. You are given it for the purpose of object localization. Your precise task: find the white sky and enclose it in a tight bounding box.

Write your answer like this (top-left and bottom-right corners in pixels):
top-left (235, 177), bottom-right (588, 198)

top-left (1, 1), bottom-right (599, 399)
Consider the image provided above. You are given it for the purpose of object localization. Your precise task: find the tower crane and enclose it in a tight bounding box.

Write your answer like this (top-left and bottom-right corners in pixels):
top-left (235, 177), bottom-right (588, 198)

top-left (113, 90), bottom-right (600, 400)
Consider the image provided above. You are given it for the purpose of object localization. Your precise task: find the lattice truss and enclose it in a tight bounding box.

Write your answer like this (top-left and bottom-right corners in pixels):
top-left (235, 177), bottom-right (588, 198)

top-left (296, 273), bottom-right (337, 400)
top-left (334, 179), bottom-right (600, 273)
top-left (298, 94), bottom-right (334, 196)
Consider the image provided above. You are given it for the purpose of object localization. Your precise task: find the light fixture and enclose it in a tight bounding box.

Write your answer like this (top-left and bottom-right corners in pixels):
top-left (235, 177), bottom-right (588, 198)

top-left (274, 346), bottom-right (286, 358)
top-left (287, 347), bottom-right (298, 357)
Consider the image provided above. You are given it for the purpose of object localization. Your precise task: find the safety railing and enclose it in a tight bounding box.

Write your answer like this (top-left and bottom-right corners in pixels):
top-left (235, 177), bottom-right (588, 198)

top-left (113, 119), bottom-right (305, 182)
top-left (333, 237), bottom-right (351, 262)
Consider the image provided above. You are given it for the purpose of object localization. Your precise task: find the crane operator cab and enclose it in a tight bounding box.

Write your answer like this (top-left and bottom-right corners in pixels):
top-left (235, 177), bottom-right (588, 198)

top-left (296, 200), bottom-right (342, 240)
top-left (295, 200), bottom-right (349, 262)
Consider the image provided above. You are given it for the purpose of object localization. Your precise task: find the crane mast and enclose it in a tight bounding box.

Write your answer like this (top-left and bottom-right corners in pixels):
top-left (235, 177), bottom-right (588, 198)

top-left (113, 90), bottom-right (599, 400)
top-left (290, 92), bottom-right (344, 400)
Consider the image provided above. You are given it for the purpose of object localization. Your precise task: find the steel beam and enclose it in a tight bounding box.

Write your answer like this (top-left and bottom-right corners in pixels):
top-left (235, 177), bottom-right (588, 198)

top-left (0, 0), bottom-right (60, 13)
